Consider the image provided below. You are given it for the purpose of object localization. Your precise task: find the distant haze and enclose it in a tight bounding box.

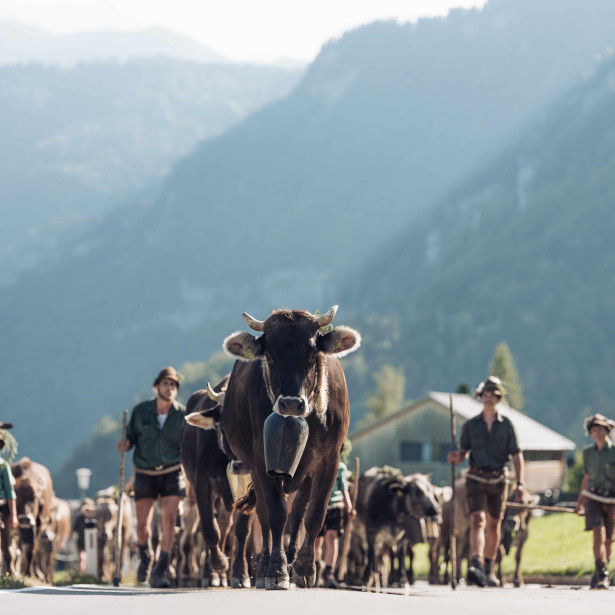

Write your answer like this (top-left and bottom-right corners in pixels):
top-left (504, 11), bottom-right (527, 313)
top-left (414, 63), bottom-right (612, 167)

top-left (0, 0), bottom-right (488, 63)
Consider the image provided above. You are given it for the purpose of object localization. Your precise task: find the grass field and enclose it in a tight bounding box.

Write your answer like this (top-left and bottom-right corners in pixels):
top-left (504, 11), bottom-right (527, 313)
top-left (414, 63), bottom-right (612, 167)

top-left (412, 512), bottom-right (600, 579)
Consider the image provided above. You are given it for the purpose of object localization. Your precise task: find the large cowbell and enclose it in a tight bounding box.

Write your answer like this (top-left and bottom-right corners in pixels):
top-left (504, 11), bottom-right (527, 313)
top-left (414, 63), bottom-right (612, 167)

top-left (263, 412), bottom-right (309, 480)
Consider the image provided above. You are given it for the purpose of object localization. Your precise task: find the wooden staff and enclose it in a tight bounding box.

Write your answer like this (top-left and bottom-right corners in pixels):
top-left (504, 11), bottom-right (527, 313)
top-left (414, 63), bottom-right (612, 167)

top-left (337, 456), bottom-right (360, 582)
top-left (505, 502), bottom-right (576, 514)
top-left (449, 394), bottom-right (457, 590)
top-left (113, 409), bottom-right (129, 587)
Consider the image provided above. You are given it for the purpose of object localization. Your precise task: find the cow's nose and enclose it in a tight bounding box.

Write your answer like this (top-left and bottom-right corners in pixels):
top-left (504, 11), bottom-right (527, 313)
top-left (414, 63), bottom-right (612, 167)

top-left (277, 396), bottom-right (306, 416)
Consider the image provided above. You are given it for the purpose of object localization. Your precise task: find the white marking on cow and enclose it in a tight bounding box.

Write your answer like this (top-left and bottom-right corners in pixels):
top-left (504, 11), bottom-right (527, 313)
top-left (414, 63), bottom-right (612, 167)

top-left (260, 357), bottom-right (276, 405)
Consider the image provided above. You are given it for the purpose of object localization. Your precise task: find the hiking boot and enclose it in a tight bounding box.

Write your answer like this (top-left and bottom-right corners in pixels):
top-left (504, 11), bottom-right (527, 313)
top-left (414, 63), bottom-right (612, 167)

top-left (467, 556), bottom-right (487, 587)
top-left (593, 559), bottom-right (609, 590)
top-left (322, 570), bottom-right (340, 589)
top-left (485, 559), bottom-right (501, 587)
top-left (150, 552), bottom-right (172, 589)
top-left (137, 544), bottom-right (152, 584)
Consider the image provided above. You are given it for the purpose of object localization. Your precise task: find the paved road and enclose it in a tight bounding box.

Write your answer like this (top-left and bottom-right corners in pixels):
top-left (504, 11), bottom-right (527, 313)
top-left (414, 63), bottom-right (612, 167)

top-left (1, 582), bottom-right (610, 615)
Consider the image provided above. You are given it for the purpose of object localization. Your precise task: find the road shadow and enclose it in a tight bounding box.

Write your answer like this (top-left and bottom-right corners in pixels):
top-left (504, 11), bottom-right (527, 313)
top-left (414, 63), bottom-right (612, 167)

top-left (15, 585), bottom-right (204, 596)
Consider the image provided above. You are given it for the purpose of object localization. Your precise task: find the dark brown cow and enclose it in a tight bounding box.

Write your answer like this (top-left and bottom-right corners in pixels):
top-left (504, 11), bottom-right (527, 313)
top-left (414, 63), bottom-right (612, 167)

top-left (180, 376), bottom-right (254, 588)
top-left (351, 467), bottom-right (441, 588)
top-left (221, 306), bottom-right (361, 589)
top-left (400, 483), bottom-right (451, 585)
top-left (11, 457), bottom-right (54, 578)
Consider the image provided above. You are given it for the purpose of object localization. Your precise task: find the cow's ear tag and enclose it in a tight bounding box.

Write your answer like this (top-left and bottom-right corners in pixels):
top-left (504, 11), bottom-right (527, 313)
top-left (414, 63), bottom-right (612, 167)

top-left (243, 348), bottom-right (256, 359)
top-left (395, 488), bottom-right (404, 496)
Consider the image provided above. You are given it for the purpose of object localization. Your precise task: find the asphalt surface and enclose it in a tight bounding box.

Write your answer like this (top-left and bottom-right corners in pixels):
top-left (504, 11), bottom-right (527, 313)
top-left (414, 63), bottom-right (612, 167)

top-left (1, 581), bottom-right (613, 615)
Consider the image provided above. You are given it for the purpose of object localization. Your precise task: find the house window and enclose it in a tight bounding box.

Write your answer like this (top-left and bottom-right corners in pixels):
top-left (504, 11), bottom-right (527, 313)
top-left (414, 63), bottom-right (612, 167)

top-left (400, 441), bottom-right (423, 462)
top-left (401, 441), bottom-right (452, 463)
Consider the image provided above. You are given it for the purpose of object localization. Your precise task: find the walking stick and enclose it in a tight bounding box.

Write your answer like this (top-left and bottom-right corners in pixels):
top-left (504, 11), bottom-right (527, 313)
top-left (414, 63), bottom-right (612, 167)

top-left (113, 409), bottom-right (129, 587)
top-left (336, 456), bottom-right (360, 582)
top-left (449, 394), bottom-right (457, 590)
top-left (505, 502), bottom-right (577, 514)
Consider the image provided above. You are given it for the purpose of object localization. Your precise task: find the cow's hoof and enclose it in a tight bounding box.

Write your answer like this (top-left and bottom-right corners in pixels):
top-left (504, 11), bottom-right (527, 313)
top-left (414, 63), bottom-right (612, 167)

top-left (255, 577), bottom-right (266, 589)
top-left (202, 574), bottom-right (220, 589)
top-left (231, 576), bottom-right (251, 588)
top-left (265, 575), bottom-right (290, 590)
top-left (292, 567), bottom-right (315, 588)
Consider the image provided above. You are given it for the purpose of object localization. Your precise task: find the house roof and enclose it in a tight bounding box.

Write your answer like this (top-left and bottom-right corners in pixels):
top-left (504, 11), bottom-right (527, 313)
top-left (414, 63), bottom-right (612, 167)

top-left (351, 392), bottom-right (575, 452)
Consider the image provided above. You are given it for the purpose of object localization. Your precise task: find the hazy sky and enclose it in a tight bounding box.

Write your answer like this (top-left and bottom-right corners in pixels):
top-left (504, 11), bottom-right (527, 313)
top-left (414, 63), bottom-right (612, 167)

top-left (0, 0), bottom-right (489, 63)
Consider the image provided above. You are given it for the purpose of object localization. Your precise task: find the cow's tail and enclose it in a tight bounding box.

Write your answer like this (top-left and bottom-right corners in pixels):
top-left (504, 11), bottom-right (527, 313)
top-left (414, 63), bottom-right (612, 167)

top-left (233, 483), bottom-right (256, 513)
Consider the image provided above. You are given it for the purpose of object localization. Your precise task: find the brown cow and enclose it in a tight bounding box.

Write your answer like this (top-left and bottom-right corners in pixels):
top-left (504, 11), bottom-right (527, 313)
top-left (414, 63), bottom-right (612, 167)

top-left (495, 487), bottom-right (538, 587)
top-left (37, 496), bottom-right (72, 582)
top-left (221, 306), bottom-right (361, 589)
top-left (94, 487), bottom-right (133, 582)
top-left (439, 475), bottom-right (535, 588)
top-left (180, 377), bottom-right (254, 588)
top-left (11, 457), bottom-right (54, 578)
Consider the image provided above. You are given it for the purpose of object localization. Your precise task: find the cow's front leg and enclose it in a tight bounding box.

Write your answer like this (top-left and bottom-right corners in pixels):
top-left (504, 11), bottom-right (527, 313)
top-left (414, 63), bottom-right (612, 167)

top-left (262, 482), bottom-right (289, 590)
top-left (293, 464), bottom-right (337, 588)
top-left (286, 480), bottom-right (311, 566)
top-left (230, 512), bottom-right (252, 588)
top-left (252, 482), bottom-right (271, 589)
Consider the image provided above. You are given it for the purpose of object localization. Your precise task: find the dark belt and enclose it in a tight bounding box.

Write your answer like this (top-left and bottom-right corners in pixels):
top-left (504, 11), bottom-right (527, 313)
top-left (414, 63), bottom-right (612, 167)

top-left (469, 466), bottom-right (506, 478)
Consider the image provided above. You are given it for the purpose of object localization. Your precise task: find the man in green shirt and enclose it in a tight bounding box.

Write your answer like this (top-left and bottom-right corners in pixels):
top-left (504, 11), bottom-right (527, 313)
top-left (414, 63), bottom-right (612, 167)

top-left (117, 366), bottom-right (186, 587)
top-left (448, 376), bottom-right (525, 588)
top-left (576, 413), bottom-right (615, 589)
top-left (0, 428), bottom-right (18, 575)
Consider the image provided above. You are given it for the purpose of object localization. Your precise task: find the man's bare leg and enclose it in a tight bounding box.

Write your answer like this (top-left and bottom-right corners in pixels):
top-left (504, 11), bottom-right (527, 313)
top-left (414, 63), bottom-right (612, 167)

top-left (469, 511), bottom-right (486, 561)
top-left (135, 498), bottom-right (155, 583)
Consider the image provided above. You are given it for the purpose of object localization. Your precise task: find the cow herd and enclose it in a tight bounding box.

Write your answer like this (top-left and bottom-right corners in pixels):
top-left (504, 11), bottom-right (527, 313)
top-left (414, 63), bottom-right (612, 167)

top-left (0, 306), bottom-right (535, 588)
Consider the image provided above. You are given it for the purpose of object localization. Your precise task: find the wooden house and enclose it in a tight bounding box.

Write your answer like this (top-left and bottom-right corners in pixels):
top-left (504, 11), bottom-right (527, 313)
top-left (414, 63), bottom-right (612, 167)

top-left (349, 392), bottom-right (575, 494)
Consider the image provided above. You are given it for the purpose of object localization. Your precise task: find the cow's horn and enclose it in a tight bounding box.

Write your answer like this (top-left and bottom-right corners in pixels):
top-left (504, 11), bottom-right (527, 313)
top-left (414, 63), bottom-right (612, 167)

top-left (243, 312), bottom-right (265, 331)
top-left (207, 383), bottom-right (225, 404)
top-left (317, 305), bottom-right (338, 327)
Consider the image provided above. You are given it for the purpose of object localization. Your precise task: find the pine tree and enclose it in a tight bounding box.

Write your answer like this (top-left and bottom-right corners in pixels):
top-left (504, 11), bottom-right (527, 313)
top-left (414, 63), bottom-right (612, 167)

top-left (489, 341), bottom-right (524, 411)
top-left (358, 364), bottom-right (406, 428)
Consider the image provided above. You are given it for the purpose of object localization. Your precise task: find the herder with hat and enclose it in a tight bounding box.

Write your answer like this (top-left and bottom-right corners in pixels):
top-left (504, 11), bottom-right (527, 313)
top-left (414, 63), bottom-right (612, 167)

top-left (0, 423), bottom-right (18, 567)
top-left (117, 367), bottom-right (186, 587)
top-left (576, 413), bottom-right (615, 589)
top-left (448, 376), bottom-right (525, 587)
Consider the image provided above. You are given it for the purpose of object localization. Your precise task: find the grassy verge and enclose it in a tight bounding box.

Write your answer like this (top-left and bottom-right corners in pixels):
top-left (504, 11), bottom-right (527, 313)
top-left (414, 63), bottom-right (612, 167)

top-left (53, 571), bottom-right (105, 586)
top-left (0, 574), bottom-right (35, 590)
top-left (411, 512), bottom-right (597, 578)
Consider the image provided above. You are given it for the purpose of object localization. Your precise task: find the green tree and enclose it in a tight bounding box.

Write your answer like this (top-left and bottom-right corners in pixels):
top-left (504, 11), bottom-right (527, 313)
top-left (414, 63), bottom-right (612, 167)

top-left (456, 381), bottom-right (471, 395)
top-left (358, 364), bottom-right (405, 428)
top-left (178, 352), bottom-right (235, 402)
top-left (564, 451), bottom-right (585, 493)
top-left (489, 341), bottom-right (524, 411)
